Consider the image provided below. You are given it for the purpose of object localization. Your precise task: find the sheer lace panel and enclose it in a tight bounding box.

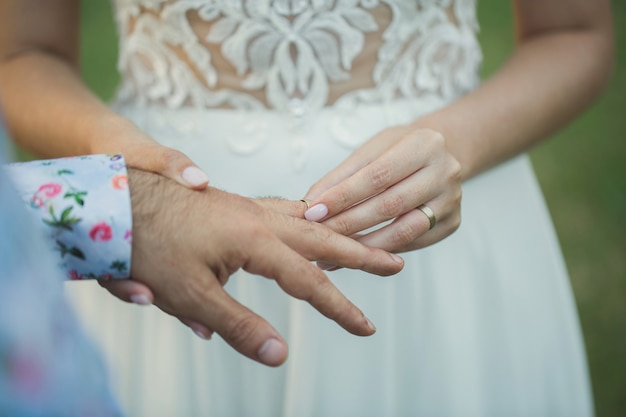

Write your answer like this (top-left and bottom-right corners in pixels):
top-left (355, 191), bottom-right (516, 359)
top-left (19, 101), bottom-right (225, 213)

top-left (112, 0), bottom-right (482, 113)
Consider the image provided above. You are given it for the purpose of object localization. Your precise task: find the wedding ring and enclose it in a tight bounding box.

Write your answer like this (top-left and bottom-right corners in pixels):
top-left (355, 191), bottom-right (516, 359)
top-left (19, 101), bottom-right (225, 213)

top-left (300, 199), bottom-right (312, 209)
top-left (417, 204), bottom-right (437, 230)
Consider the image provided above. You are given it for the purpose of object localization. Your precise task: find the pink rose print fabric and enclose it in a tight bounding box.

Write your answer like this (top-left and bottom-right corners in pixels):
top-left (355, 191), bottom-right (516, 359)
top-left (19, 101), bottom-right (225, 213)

top-left (4, 154), bottom-right (133, 280)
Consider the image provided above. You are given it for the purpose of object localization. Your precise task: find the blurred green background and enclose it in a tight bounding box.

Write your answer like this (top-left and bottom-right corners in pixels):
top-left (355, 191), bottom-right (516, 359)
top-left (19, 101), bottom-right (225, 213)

top-left (78, 1), bottom-right (625, 415)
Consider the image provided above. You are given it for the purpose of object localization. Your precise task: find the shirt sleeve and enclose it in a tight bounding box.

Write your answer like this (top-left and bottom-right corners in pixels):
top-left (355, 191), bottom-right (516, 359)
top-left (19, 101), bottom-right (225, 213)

top-left (3, 154), bottom-right (133, 280)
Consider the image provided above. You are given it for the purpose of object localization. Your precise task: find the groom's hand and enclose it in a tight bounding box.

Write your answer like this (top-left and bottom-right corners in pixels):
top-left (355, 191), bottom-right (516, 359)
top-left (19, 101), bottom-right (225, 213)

top-left (103, 169), bottom-right (403, 367)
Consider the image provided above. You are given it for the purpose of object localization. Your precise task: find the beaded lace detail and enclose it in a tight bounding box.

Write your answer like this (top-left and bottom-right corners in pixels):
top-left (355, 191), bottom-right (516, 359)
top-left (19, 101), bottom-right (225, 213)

top-left (112, 0), bottom-right (482, 114)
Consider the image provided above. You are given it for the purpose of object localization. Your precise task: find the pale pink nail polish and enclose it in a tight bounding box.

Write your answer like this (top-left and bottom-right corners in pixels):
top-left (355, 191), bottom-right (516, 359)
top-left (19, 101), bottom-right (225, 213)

top-left (304, 203), bottom-right (328, 222)
top-left (130, 294), bottom-right (151, 306)
top-left (192, 328), bottom-right (212, 340)
top-left (258, 338), bottom-right (286, 365)
top-left (182, 166), bottom-right (209, 187)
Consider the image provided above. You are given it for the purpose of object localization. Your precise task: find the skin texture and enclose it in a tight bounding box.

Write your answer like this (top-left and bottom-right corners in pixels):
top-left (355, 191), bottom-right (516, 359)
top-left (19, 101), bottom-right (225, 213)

top-left (104, 168), bottom-right (403, 366)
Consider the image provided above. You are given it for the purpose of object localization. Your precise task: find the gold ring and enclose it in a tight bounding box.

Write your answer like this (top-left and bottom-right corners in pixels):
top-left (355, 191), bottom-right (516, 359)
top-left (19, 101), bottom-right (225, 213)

top-left (300, 199), bottom-right (312, 209)
top-left (417, 204), bottom-right (437, 230)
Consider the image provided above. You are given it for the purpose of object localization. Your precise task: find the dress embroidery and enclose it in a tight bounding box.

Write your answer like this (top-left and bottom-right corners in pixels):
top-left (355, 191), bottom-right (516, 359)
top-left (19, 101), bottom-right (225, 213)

top-left (111, 0), bottom-right (482, 169)
top-left (113, 0), bottom-right (481, 113)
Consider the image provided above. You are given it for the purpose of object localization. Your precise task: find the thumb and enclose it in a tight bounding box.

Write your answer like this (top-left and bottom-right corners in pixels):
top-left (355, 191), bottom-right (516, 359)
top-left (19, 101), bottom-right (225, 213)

top-left (95, 126), bottom-right (210, 190)
top-left (99, 279), bottom-right (154, 306)
top-left (131, 144), bottom-right (210, 190)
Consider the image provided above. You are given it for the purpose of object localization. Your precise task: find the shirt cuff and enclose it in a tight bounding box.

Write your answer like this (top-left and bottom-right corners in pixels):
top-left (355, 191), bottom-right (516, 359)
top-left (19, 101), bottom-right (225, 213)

top-left (3, 154), bottom-right (132, 280)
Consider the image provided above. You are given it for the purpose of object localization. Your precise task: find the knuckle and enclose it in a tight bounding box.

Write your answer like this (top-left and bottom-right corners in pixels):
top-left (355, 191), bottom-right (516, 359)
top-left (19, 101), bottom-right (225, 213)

top-left (334, 187), bottom-right (354, 210)
top-left (291, 267), bottom-right (329, 302)
top-left (312, 269), bottom-right (332, 290)
top-left (246, 223), bottom-right (271, 243)
top-left (335, 300), bottom-right (359, 326)
top-left (392, 220), bottom-right (420, 246)
top-left (378, 194), bottom-right (405, 218)
top-left (152, 146), bottom-right (184, 171)
top-left (223, 313), bottom-right (260, 347)
top-left (327, 215), bottom-right (353, 236)
top-left (424, 128), bottom-right (445, 145)
top-left (354, 250), bottom-right (371, 271)
top-left (453, 186), bottom-right (463, 206)
top-left (246, 200), bottom-right (267, 218)
top-left (416, 129), bottom-right (445, 153)
top-left (366, 163), bottom-right (393, 190)
top-left (448, 157), bottom-right (463, 182)
top-left (313, 223), bottom-right (335, 244)
top-left (304, 276), bottom-right (335, 306)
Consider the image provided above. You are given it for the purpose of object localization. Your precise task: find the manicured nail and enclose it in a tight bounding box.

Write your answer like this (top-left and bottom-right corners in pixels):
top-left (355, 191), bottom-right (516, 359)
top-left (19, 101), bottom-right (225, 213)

top-left (365, 316), bottom-right (376, 332)
top-left (316, 261), bottom-right (337, 271)
top-left (390, 253), bottom-right (404, 264)
top-left (130, 294), bottom-right (151, 306)
top-left (182, 166), bottom-right (209, 187)
top-left (304, 203), bottom-right (328, 222)
top-left (258, 338), bottom-right (285, 365)
top-left (192, 328), bottom-right (213, 340)
top-left (183, 319), bottom-right (214, 340)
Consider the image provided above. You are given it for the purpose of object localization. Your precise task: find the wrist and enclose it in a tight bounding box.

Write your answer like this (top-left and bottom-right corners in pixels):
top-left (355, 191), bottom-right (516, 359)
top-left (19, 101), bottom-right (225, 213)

top-left (85, 113), bottom-right (144, 155)
top-left (408, 112), bottom-right (475, 181)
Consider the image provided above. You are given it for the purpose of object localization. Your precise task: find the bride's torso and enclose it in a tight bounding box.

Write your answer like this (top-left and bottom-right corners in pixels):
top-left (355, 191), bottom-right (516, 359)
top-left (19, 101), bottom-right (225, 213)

top-left (110, 0), bottom-right (482, 116)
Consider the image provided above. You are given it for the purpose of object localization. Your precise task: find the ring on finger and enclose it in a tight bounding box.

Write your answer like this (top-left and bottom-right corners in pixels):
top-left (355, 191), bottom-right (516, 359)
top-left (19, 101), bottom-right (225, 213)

top-left (300, 199), bottom-right (312, 209)
top-left (417, 204), bottom-right (437, 230)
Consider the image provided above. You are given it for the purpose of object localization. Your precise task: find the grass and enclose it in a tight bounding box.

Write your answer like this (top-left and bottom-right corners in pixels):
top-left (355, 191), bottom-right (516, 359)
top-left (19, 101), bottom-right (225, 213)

top-left (78, 1), bottom-right (625, 415)
top-left (477, 3), bottom-right (626, 416)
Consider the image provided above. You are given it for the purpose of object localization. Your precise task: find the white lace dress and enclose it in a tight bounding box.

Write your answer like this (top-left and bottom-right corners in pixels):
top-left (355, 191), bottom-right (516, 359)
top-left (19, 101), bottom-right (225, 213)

top-left (66, 1), bottom-right (594, 416)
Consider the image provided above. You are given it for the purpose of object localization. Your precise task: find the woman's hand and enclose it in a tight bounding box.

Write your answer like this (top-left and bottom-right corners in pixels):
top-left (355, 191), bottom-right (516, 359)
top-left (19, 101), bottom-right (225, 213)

top-left (302, 125), bottom-right (462, 253)
top-left (92, 119), bottom-right (210, 190)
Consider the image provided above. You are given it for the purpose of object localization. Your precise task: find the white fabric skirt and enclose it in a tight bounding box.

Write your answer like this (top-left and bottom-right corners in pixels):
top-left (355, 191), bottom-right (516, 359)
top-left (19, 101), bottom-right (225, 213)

top-left (66, 99), bottom-right (593, 417)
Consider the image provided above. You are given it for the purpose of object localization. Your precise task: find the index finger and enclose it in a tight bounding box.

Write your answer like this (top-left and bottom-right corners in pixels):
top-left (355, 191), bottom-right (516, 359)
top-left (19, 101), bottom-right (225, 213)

top-left (304, 137), bottom-right (422, 222)
top-left (185, 283), bottom-right (289, 367)
top-left (268, 213), bottom-right (404, 276)
top-left (242, 232), bottom-right (378, 337)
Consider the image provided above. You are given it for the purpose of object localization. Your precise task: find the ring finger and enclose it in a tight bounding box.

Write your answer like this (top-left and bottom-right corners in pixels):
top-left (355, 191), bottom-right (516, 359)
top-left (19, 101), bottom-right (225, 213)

top-left (353, 198), bottom-right (457, 253)
top-left (321, 169), bottom-right (441, 236)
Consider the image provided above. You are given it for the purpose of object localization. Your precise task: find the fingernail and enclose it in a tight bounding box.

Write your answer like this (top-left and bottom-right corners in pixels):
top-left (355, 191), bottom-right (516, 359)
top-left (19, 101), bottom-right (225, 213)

top-left (258, 338), bottom-right (286, 365)
top-left (316, 261), bottom-right (336, 271)
top-left (304, 203), bottom-right (328, 222)
top-left (390, 253), bottom-right (404, 264)
top-left (184, 319), bottom-right (214, 340)
top-left (182, 166), bottom-right (209, 187)
top-left (130, 294), bottom-right (151, 306)
top-left (365, 316), bottom-right (376, 333)
top-left (192, 328), bottom-right (213, 340)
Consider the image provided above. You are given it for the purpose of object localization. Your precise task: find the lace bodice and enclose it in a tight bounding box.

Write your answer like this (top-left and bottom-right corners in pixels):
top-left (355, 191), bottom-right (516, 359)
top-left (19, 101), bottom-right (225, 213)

top-left (111, 0), bottom-right (482, 115)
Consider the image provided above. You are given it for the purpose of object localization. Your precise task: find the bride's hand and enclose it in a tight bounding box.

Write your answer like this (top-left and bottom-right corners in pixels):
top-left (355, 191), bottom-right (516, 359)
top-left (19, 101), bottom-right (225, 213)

top-left (93, 119), bottom-right (210, 190)
top-left (302, 126), bottom-right (462, 253)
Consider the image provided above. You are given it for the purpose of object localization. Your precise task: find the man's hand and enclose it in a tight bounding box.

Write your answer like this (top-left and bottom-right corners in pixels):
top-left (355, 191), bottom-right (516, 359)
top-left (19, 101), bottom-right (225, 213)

top-left (102, 169), bottom-right (404, 367)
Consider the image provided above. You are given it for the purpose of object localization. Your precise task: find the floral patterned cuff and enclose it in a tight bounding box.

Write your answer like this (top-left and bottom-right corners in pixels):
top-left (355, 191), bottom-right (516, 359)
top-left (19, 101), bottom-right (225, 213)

top-left (3, 155), bottom-right (132, 280)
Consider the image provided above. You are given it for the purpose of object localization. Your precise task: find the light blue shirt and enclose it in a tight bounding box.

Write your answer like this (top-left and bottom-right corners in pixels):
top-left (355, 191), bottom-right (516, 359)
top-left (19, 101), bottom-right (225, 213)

top-left (0, 122), bottom-right (124, 416)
